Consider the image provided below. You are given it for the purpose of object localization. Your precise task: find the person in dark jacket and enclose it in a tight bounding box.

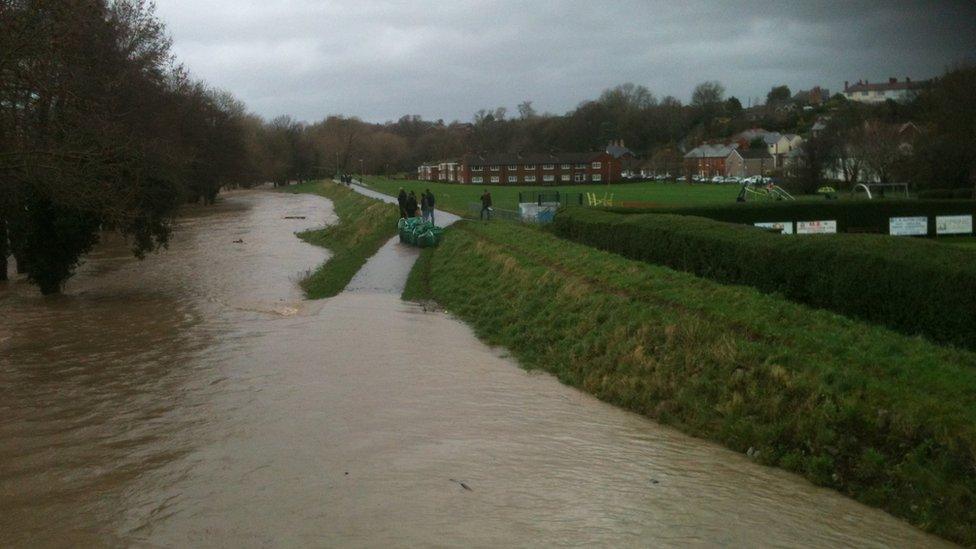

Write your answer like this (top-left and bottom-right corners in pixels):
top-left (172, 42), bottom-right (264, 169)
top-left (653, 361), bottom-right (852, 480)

top-left (480, 190), bottom-right (492, 220)
top-left (406, 191), bottom-right (419, 218)
top-left (420, 192), bottom-right (430, 222)
top-left (424, 189), bottom-right (436, 224)
top-left (397, 188), bottom-right (407, 218)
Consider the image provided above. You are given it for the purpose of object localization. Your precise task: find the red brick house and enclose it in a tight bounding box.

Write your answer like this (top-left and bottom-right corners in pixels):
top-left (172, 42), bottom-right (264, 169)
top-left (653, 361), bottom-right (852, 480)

top-left (683, 144), bottom-right (744, 177)
top-left (455, 151), bottom-right (620, 185)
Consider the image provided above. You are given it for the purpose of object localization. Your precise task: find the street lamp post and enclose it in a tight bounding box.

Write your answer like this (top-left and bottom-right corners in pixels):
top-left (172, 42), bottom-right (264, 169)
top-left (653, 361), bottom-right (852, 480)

top-left (359, 158), bottom-right (364, 182)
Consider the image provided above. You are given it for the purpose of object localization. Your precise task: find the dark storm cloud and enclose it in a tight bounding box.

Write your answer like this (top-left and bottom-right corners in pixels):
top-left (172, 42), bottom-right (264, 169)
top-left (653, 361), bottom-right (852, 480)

top-left (154, 0), bottom-right (976, 122)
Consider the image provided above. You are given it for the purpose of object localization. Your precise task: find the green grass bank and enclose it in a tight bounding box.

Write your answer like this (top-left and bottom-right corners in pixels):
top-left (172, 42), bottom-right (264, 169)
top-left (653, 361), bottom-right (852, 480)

top-left (405, 220), bottom-right (976, 546)
top-left (552, 207), bottom-right (976, 350)
top-left (282, 181), bottom-right (398, 298)
top-left (362, 176), bottom-right (740, 216)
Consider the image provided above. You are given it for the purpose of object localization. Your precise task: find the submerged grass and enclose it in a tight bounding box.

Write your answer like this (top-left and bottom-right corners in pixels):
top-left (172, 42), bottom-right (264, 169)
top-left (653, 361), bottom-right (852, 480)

top-left (282, 181), bottom-right (398, 298)
top-left (406, 220), bottom-right (976, 546)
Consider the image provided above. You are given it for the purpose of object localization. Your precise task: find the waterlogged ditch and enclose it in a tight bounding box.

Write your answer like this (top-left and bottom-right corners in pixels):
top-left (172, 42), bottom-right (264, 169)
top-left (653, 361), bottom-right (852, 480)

top-left (0, 190), bottom-right (954, 546)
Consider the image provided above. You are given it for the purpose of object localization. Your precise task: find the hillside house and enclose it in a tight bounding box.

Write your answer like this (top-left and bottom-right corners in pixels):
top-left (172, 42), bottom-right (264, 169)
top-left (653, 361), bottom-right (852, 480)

top-left (842, 77), bottom-right (927, 104)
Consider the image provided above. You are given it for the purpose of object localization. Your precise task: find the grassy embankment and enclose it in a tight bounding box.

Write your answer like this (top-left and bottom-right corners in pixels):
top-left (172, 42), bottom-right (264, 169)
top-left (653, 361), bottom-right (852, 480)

top-left (361, 176), bottom-right (740, 216)
top-left (404, 220), bottom-right (976, 546)
top-left (281, 181), bottom-right (398, 298)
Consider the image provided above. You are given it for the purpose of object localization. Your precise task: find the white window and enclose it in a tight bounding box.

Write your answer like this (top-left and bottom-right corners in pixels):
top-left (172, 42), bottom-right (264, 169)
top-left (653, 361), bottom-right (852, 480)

top-left (575, 163), bottom-right (587, 169)
top-left (543, 175), bottom-right (555, 182)
top-left (592, 174), bottom-right (602, 182)
top-left (472, 166), bottom-right (483, 172)
top-left (490, 176), bottom-right (499, 183)
top-left (560, 174), bottom-right (571, 182)
top-left (472, 176), bottom-right (484, 183)
top-left (508, 164), bottom-right (518, 170)
top-left (560, 164), bottom-right (571, 169)
top-left (490, 165), bottom-right (500, 171)
top-left (591, 162), bottom-right (602, 169)
top-left (508, 175), bottom-right (517, 183)
top-left (574, 173), bottom-right (586, 182)
top-left (525, 175), bottom-right (537, 182)
top-left (542, 164), bottom-right (554, 170)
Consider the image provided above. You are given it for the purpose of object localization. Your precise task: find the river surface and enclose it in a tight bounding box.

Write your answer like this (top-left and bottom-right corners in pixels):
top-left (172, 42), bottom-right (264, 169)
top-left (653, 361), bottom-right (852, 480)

top-left (0, 189), bottom-right (950, 547)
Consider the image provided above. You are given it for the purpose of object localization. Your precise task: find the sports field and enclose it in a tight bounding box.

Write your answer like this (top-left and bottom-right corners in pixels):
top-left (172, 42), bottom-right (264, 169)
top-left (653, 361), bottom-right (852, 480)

top-left (360, 176), bottom-right (740, 215)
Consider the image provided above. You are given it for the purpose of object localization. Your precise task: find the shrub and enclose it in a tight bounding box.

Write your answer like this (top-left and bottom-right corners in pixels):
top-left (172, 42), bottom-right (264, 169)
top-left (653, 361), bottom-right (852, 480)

top-left (552, 207), bottom-right (976, 349)
top-left (605, 199), bottom-right (976, 234)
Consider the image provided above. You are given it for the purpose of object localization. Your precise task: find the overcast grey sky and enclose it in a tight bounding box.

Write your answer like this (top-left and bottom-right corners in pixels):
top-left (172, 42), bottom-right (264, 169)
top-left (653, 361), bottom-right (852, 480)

top-left (154, 0), bottom-right (976, 123)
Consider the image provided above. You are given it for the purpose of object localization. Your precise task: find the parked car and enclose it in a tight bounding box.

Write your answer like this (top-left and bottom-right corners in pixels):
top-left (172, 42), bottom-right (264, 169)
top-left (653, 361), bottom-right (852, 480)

top-left (676, 176), bottom-right (686, 182)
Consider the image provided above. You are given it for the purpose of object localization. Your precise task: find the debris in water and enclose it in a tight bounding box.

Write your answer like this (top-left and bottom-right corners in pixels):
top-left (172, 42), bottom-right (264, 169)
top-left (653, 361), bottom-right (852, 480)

top-left (449, 478), bottom-right (472, 491)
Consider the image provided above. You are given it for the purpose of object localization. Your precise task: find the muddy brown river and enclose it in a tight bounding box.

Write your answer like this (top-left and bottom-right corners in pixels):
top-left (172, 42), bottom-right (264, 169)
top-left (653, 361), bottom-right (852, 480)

top-left (0, 189), bottom-right (951, 547)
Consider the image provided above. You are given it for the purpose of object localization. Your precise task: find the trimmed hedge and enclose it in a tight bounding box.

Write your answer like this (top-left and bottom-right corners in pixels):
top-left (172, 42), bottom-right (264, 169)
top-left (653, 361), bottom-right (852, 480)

top-left (919, 188), bottom-right (975, 200)
top-left (552, 207), bottom-right (976, 349)
top-left (605, 199), bottom-right (976, 235)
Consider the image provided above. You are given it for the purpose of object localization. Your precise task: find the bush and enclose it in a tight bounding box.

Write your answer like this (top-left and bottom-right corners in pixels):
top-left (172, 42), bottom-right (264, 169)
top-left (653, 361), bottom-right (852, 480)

top-left (918, 188), bottom-right (974, 200)
top-left (605, 199), bottom-right (976, 234)
top-left (918, 189), bottom-right (954, 199)
top-left (552, 207), bottom-right (976, 349)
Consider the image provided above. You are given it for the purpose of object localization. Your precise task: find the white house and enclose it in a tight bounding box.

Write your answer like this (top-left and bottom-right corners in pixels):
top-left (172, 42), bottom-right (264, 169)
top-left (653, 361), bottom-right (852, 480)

top-left (842, 78), bottom-right (926, 104)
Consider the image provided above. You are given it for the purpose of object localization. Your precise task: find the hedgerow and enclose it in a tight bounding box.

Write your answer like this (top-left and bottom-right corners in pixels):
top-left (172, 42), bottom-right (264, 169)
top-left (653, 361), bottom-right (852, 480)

top-left (605, 199), bottom-right (976, 234)
top-left (552, 207), bottom-right (976, 349)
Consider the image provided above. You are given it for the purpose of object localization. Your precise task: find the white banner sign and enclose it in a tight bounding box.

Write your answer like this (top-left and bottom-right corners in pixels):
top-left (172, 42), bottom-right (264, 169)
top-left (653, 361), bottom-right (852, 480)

top-left (796, 220), bottom-right (837, 234)
top-left (936, 215), bottom-right (973, 235)
top-left (754, 222), bottom-right (794, 234)
top-left (889, 216), bottom-right (928, 236)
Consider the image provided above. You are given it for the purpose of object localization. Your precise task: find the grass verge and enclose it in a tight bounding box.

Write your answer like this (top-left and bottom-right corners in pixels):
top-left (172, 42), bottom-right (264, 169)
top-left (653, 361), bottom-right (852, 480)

top-left (406, 220), bottom-right (976, 546)
top-left (282, 181), bottom-right (398, 298)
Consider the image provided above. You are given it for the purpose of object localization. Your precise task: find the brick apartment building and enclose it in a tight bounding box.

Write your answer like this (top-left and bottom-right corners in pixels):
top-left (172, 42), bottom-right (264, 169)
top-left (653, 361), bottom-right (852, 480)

top-left (418, 151), bottom-right (621, 184)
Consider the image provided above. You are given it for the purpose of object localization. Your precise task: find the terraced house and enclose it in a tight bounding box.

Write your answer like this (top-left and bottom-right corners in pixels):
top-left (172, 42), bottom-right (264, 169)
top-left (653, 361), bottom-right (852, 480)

top-left (453, 151), bottom-right (621, 185)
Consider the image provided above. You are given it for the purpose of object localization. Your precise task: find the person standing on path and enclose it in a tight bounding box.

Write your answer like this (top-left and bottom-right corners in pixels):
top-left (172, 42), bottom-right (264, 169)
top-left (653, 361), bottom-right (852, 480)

top-left (406, 191), bottom-right (419, 218)
top-left (424, 189), bottom-right (436, 225)
top-left (480, 190), bottom-right (492, 221)
top-left (420, 192), bottom-right (430, 223)
top-left (397, 188), bottom-right (408, 218)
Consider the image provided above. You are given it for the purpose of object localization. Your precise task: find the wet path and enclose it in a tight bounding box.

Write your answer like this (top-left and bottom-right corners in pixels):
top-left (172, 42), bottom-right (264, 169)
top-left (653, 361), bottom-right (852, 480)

top-left (0, 189), bottom-right (951, 547)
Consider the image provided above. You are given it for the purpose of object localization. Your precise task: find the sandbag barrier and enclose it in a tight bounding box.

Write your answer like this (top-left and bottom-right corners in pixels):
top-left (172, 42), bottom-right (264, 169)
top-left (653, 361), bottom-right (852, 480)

top-left (398, 217), bottom-right (445, 248)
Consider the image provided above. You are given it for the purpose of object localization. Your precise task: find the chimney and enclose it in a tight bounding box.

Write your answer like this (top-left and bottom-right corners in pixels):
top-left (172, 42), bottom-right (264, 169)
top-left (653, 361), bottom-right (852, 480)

top-left (889, 77), bottom-right (897, 84)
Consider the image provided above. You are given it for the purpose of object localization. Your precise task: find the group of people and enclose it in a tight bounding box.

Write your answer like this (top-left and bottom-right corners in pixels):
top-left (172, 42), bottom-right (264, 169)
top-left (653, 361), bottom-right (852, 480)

top-left (398, 188), bottom-right (436, 224)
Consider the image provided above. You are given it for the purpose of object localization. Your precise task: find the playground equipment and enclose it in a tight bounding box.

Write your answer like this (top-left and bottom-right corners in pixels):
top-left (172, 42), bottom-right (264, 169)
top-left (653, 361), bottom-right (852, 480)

top-left (851, 182), bottom-right (910, 199)
top-left (736, 179), bottom-right (794, 202)
top-left (585, 192), bottom-right (615, 207)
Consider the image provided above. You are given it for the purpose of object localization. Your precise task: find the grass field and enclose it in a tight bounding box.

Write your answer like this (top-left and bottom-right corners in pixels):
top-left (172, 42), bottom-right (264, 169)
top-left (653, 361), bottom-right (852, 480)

top-left (281, 181), bottom-right (398, 298)
top-left (361, 176), bottom-right (741, 216)
top-left (404, 220), bottom-right (976, 546)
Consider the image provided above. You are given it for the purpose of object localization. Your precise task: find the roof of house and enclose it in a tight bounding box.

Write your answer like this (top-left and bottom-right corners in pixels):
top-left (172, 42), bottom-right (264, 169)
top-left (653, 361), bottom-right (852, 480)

top-left (844, 78), bottom-right (926, 93)
top-left (684, 144), bottom-right (739, 159)
top-left (461, 151), bottom-right (605, 166)
top-left (606, 143), bottom-right (634, 159)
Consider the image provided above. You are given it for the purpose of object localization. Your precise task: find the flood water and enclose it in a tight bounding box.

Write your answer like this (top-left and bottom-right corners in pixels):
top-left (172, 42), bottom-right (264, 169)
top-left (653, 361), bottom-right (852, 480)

top-left (0, 190), bottom-right (951, 547)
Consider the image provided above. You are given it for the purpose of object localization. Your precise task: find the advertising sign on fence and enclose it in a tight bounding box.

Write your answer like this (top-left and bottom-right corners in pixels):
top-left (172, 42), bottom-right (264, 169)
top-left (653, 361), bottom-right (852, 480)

top-left (935, 215), bottom-right (973, 235)
top-left (796, 220), bottom-right (837, 234)
top-left (754, 222), bottom-right (794, 234)
top-left (889, 216), bottom-right (928, 236)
